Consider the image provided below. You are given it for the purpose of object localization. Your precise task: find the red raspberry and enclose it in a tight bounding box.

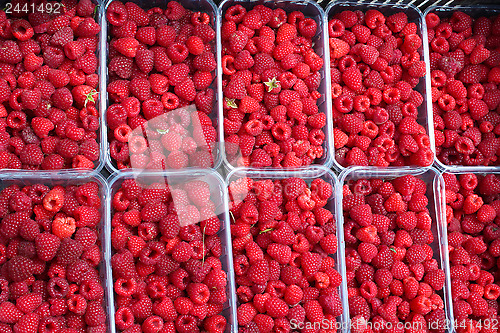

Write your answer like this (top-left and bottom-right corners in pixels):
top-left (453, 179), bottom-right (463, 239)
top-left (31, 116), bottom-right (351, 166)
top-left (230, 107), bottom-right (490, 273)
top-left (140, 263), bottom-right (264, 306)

top-left (265, 297), bottom-right (289, 318)
top-left (423, 268), bottom-right (445, 291)
top-left (0, 302), bottom-right (24, 324)
top-left (358, 242), bottom-right (378, 263)
top-left (329, 38), bottom-right (350, 59)
top-left (6, 256), bottom-right (35, 282)
top-left (349, 296), bottom-right (370, 320)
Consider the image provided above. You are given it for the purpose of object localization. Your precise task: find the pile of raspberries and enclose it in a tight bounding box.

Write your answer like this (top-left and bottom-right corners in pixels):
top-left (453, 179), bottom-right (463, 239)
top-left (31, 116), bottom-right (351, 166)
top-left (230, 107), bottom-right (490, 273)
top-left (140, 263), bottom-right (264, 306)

top-left (427, 11), bottom-right (500, 166)
top-left (444, 173), bottom-right (500, 332)
top-left (0, 181), bottom-right (106, 332)
top-left (110, 177), bottom-right (228, 333)
top-left (329, 9), bottom-right (433, 168)
top-left (0, 0), bottom-right (101, 170)
top-left (106, 1), bottom-right (218, 170)
top-left (222, 4), bottom-right (328, 168)
top-left (229, 176), bottom-right (343, 332)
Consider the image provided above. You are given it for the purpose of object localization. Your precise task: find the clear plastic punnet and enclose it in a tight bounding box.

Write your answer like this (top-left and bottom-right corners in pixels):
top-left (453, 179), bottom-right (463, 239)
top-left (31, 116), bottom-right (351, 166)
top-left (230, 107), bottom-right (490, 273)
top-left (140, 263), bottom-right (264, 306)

top-left (326, 1), bottom-right (435, 172)
top-left (101, 0), bottom-right (223, 173)
top-left (219, 0), bottom-right (334, 171)
top-left (338, 166), bottom-right (454, 333)
top-left (438, 167), bottom-right (500, 332)
top-left (0, 170), bottom-right (111, 332)
top-left (226, 166), bottom-right (349, 333)
top-left (424, 4), bottom-right (500, 172)
top-left (106, 169), bottom-right (237, 333)
top-left (0, 0), bottom-right (105, 173)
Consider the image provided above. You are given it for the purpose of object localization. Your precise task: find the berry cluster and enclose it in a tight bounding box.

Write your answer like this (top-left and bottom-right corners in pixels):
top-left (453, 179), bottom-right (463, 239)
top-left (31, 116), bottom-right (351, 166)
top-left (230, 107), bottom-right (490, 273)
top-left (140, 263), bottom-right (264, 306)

top-left (106, 1), bottom-right (218, 170)
top-left (0, 0), bottom-right (101, 170)
top-left (222, 5), bottom-right (327, 168)
top-left (444, 173), bottom-right (500, 331)
top-left (427, 12), bottom-right (500, 166)
top-left (110, 178), bottom-right (228, 333)
top-left (0, 181), bottom-right (106, 331)
top-left (343, 175), bottom-right (447, 331)
top-left (329, 10), bottom-right (433, 167)
top-left (228, 176), bottom-right (343, 331)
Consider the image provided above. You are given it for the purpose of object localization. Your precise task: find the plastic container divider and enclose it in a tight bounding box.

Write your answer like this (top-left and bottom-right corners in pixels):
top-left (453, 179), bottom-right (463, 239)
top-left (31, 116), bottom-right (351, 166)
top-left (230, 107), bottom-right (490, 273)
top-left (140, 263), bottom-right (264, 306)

top-left (106, 169), bottom-right (237, 333)
top-left (423, 4), bottom-right (500, 173)
top-left (0, 171), bottom-right (112, 332)
top-left (94, 0), bottom-right (107, 174)
top-left (325, 1), bottom-right (435, 172)
top-left (218, 0), bottom-right (334, 171)
top-left (225, 165), bottom-right (349, 333)
top-left (338, 166), bottom-right (454, 333)
top-left (101, 0), bottom-right (223, 174)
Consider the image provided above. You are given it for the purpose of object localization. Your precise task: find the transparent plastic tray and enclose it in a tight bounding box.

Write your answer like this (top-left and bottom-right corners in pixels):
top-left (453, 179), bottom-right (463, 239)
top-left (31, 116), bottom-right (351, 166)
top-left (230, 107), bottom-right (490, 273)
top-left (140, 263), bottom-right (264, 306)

top-left (424, 4), bottom-right (500, 172)
top-left (326, 1), bottom-right (435, 172)
top-left (106, 169), bottom-right (237, 333)
top-left (0, 0), bottom-right (105, 173)
top-left (0, 170), bottom-right (111, 332)
top-left (218, 0), bottom-right (335, 171)
top-left (226, 165), bottom-right (349, 333)
top-left (101, 0), bottom-right (223, 173)
top-left (338, 166), bottom-right (454, 333)
top-left (438, 166), bottom-right (500, 331)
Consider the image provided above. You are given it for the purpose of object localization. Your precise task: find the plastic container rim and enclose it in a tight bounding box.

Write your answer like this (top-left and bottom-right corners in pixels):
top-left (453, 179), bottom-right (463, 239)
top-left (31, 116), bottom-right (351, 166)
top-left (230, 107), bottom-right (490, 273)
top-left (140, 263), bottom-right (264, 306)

top-left (423, 3), bottom-right (500, 173)
top-left (325, 1), bottom-right (436, 173)
top-left (218, 0), bottom-right (335, 172)
top-left (101, 0), bottom-right (224, 175)
top-left (225, 164), bottom-right (350, 333)
top-left (337, 166), bottom-right (455, 333)
top-left (106, 168), bottom-right (238, 333)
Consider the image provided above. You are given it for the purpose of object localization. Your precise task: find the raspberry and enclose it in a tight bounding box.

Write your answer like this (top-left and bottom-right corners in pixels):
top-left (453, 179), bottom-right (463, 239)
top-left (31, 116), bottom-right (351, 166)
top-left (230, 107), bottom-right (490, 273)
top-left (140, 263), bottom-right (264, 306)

top-left (396, 211), bottom-right (418, 231)
top-left (265, 297), bottom-right (289, 318)
top-left (111, 250), bottom-right (137, 279)
top-left (406, 244), bottom-right (427, 265)
top-left (424, 269), bottom-right (445, 291)
top-left (468, 98), bottom-right (489, 120)
top-left (358, 242), bottom-right (378, 263)
top-left (141, 201), bottom-right (168, 222)
top-left (52, 216), bottom-right (76, 239)
top-left (467, 293), bottom-right (488, 317)
top-left (267, 243), bottom-right (292, 265)
top-left (83, 300), bottom-right (106, 327)
top-left (0, 301), bottom-right (24, 324)
top-left (349, 296), bottom-right (370, 320)
top-left (56, 238), bottom-right (83, 266)
top-left (329, 38), bottom-right (350, 59)
top-left (237, 303), bottom-right (256, 326)
top-left (463, 194), bottom-right (483, 214)
top-left (6, 256), bottom-right (34, 282)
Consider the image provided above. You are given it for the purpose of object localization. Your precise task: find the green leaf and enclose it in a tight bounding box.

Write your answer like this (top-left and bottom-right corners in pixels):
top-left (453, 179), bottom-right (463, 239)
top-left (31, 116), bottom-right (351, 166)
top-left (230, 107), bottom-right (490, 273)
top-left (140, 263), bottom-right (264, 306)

top-left (156, 129), bottom-right (168, 135)
top-left (84, 89), bottom-right (98, 108)
top-left (259, 228), bottom-right (274, 234)
top-left (264, 77), bottom-right (280, 93)
top-left (225, 98), bottom-right (237, 109)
